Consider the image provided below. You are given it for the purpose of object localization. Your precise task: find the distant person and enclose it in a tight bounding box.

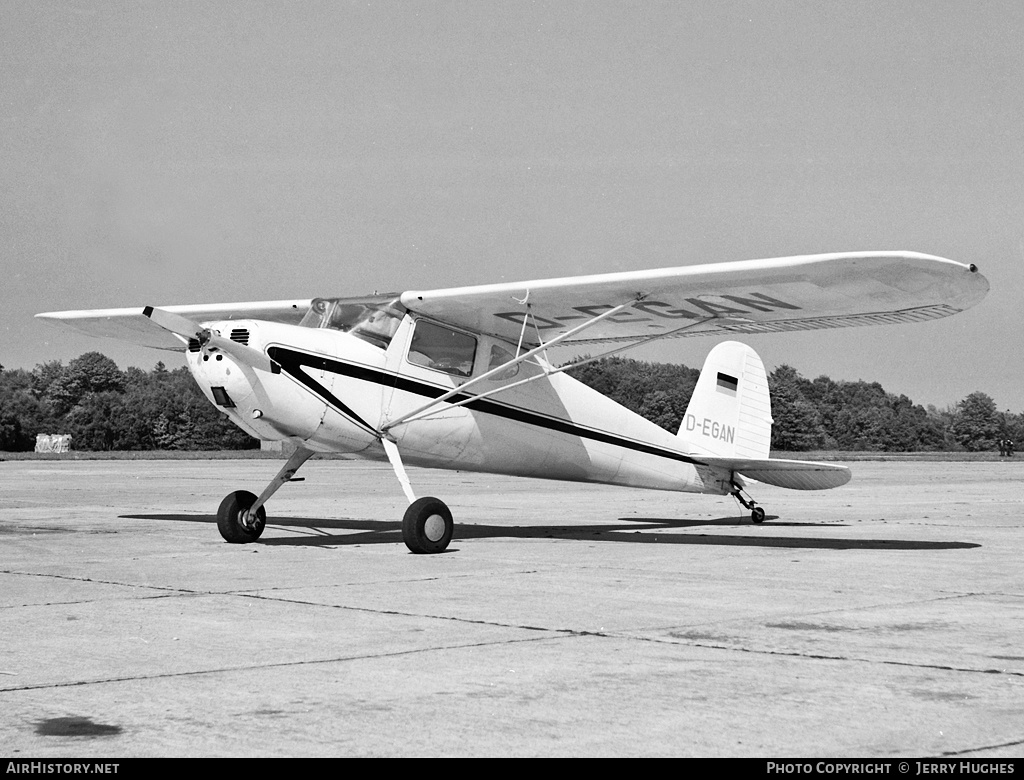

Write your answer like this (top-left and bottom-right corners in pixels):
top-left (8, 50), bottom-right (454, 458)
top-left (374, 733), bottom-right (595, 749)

top-left (1007, 439), bottom-right (1015, 458)
top-left (999, 438), bottom-right (1007, 457)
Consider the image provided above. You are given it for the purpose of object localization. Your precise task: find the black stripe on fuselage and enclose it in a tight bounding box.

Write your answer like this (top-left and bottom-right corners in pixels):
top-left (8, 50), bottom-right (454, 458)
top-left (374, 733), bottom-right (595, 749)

top-left (268, 346), bottom-right (377, 434)
top-left (266, 346), bottom-right (703, 467)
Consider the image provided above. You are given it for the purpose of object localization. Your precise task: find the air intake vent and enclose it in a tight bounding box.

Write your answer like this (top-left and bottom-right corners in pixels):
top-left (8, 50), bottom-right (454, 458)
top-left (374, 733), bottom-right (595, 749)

top-left (230, 329), bottom-right (250, 345)
top-left (188, 339), bottom-right (201, 353)
top-left (210, 386), bottom-right (235, 408)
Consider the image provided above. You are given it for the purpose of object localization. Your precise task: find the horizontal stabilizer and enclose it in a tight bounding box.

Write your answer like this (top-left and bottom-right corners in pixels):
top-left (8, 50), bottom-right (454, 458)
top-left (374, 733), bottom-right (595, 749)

top-left (699, 456), bottom-right (851, 491)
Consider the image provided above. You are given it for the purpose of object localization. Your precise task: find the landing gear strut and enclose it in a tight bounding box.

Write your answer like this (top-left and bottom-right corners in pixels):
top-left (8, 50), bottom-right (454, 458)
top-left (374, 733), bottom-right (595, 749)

top-left (731, 482), bottom-right (766, 524)
top-left (382, 438), bottom-right (454, 554)
top-left (217, 445), bottom-right (314, 544)
top-left (214, 438), bottom-right (457, 553)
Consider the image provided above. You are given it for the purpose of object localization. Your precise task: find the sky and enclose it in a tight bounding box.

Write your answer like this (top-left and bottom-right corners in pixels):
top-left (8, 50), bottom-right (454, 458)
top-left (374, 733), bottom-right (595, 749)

top-left (2, 0), bottom-right (1022, 411)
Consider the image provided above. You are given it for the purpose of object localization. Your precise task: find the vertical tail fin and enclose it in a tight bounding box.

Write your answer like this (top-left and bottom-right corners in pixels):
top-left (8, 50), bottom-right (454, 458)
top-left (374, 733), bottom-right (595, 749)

top-left (679, 341), bottom-right (772, 459)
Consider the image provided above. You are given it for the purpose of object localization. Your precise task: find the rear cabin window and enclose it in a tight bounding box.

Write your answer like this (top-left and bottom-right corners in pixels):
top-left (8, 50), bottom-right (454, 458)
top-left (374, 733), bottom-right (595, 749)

top-left (407, 321), bottom-right (477, 377)
top-left (486, 344), bottom-right (520, 380)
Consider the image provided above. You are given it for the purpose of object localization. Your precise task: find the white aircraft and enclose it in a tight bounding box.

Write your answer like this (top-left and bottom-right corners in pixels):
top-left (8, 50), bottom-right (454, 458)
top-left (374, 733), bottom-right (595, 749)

top-left (37, 251), bottom-right (988, 553)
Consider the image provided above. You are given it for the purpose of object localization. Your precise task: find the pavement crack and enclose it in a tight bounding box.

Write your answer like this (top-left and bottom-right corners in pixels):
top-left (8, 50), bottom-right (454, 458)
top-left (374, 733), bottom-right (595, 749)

top-left (0, 569), bottom-right (203, 598)
top-left (940, 737), bottom-right (1024, 756)
top-left (235, 591), bottom-right (602, 637)
top-left (631, 634), bottom-right (1024, 678)
top-left (0, 635), bottom-right (554, 694)
top-left (2, 572), bottom-right (620, 639)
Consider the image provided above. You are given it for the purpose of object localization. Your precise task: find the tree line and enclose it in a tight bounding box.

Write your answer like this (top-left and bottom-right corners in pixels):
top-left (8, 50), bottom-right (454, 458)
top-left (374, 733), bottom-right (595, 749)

top-left (565, 356), bottom-right (1019, 453)
top-left (0, 351), bottom-right (1017, 453)
top-left (0, 352), bottom-right (255, 452)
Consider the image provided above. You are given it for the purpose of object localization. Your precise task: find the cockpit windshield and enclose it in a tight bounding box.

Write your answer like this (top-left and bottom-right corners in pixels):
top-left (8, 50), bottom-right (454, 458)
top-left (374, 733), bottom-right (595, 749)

top-left (299, 296), bottom-right (405, 350)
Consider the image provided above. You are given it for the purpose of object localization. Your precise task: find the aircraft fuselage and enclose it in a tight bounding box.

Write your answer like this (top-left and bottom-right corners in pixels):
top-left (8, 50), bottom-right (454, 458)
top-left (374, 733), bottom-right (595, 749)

top-left (186, 315), bottom-right (731, 497)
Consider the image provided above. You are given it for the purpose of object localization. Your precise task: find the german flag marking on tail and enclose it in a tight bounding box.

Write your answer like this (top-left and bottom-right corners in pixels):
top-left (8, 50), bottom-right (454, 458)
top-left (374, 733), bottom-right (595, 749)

top-left (716, 372), bottom-right (738, 395)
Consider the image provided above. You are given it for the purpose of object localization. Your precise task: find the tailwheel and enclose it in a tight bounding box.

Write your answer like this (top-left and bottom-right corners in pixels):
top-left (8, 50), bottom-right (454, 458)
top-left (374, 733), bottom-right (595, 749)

top-left (217, 490), bottom-right (267, 543)
top-left (402, 497), bottom-right (453, 554)
top-left (731, 481), bottom-right (766, 525)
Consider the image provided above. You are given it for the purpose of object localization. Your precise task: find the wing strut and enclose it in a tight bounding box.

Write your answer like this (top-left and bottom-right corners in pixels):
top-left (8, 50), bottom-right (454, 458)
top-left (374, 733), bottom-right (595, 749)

top-left (381, 303), bottom-right (732, 432)
top-left (381, 297), bottom-right (643, 433)
top-left (513, 291), bottom-right (531, 357)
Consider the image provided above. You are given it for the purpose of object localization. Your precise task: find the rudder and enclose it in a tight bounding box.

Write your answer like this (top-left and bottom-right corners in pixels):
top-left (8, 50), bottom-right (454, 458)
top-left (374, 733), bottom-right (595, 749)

top-left (679, 341), bottom-right (772, 459)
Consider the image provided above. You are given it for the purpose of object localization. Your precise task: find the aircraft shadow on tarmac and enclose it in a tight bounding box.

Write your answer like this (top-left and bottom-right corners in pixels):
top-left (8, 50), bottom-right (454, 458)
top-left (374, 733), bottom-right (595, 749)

top-left (119, 513), bottom-right (979, 552)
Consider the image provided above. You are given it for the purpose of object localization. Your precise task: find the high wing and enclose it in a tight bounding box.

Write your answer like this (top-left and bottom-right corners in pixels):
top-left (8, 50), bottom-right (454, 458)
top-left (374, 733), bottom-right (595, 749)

top-left (401, 251), bottom-right (988, 347)
top-left (36, 252), bottom-right (987, 353)
top-left (36, 299), bottom-right (312, 350)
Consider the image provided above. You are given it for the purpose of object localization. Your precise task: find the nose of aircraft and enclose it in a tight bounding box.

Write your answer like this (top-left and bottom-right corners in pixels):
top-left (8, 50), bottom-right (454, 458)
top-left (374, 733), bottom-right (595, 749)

top-left (188, 346), bottom-right (260, 420)
top-left (194, 350), bottom-right (256, 410)
top-left (186, 334), bottom-right (328, 442)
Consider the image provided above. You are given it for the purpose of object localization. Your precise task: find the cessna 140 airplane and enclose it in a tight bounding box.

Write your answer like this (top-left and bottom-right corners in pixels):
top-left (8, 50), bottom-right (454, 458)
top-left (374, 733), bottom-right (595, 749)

top-left (37, 251), bottom-right (987, 554)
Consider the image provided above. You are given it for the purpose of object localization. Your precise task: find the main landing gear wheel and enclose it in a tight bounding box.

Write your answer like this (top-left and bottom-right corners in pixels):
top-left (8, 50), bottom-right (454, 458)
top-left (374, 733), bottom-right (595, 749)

top-left (217, 490), bottom-right (267, 543)
top-left (751, 507), bottom-right (766, 524)
top-left (402, 497), bottom-right (453, 554)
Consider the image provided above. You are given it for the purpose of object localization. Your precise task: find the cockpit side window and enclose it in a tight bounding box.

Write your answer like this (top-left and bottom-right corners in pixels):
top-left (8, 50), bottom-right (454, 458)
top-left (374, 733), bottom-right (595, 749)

top-left (407, 320), bottom-right (477, 377)
top-left (300, 297), bottom-right (403, 350)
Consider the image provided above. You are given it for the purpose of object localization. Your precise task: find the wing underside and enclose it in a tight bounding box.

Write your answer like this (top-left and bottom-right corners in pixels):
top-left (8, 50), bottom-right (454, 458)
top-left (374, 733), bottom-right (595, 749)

top-left (401, 251), bottom-right (988, 347)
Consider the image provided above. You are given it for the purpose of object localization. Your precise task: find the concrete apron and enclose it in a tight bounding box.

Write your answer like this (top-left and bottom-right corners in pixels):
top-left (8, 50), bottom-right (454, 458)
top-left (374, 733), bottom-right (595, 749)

top-left (1, 459), bottom-right (1022, 757)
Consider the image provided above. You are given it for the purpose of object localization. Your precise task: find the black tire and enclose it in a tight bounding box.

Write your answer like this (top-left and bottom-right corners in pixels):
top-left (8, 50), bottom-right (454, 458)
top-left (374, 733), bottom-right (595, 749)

top-left (751, 507), bottom-right (766, 524)
top-left (217, 490), bottom-right (266, 543)
top-left (402, 497), bottom-right (453, 554)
